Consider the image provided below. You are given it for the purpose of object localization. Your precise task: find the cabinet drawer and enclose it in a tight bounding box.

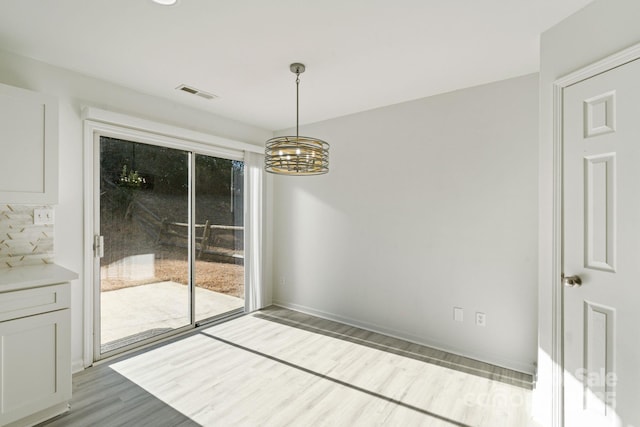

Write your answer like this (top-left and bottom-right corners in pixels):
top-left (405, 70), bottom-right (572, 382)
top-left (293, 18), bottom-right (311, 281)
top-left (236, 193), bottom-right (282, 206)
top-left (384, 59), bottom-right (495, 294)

top-left (0, 284), bottom-right (70, 322)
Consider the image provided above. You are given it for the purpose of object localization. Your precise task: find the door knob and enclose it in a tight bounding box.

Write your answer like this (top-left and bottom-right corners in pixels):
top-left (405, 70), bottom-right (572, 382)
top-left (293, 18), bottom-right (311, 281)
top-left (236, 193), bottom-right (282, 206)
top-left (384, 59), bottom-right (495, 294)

top-left (562, 274), bottom-right (582, 288)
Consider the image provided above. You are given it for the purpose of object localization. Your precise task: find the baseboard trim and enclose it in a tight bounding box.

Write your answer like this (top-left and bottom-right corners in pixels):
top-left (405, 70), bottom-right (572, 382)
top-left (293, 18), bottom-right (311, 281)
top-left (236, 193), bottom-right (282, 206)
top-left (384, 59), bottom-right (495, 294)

top-left (273, 300), bottom-right (534, 375)
top-left (4, 402), bottom-right (69, 427)
top-left (71, 359), bottom-right (85, 374)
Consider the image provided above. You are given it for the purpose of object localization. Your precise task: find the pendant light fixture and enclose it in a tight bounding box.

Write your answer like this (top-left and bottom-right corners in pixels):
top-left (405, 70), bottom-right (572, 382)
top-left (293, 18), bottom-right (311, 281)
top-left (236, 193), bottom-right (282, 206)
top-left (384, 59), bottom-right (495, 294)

top-left (265, 63), bottom-right (329, 175)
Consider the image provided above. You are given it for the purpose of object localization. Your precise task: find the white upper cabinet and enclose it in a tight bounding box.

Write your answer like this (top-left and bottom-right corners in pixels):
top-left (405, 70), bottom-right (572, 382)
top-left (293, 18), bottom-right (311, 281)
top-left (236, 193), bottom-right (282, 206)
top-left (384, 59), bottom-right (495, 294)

top-left (0, 82), bottom-right (58, 204)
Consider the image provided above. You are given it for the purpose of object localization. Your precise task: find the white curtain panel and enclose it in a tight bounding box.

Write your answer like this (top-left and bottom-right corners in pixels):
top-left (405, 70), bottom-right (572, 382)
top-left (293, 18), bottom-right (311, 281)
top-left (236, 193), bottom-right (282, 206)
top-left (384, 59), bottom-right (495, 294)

top-left (244, 151), bottom-right (265, 312)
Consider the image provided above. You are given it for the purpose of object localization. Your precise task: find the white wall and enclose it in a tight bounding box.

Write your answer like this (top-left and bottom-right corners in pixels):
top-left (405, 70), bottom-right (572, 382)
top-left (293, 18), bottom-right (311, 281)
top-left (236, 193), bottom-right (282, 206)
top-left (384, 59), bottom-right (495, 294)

top-left (272, 74), bottom-right (539, 373)
top-left (535, 0), bottom-right (640, 425)
top-left (0, 49), bottom-right (272, 371)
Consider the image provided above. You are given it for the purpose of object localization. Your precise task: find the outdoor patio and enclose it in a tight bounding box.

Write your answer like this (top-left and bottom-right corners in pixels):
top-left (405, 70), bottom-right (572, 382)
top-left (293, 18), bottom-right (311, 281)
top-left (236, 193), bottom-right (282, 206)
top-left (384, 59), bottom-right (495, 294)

top-left (101, 281), bottom-right (244, 352)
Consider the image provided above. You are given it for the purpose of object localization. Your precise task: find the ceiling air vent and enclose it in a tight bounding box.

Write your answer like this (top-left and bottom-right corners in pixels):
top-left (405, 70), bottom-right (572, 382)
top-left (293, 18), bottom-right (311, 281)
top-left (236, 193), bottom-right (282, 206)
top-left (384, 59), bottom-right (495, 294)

top-left (176, 84), bottom-right (218, 100)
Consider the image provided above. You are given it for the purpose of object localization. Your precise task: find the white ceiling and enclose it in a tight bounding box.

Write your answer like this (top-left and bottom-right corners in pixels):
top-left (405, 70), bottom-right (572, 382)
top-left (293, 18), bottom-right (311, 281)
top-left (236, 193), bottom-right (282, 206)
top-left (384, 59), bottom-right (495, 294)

top-left (0, 0), bottom-right (593, 131)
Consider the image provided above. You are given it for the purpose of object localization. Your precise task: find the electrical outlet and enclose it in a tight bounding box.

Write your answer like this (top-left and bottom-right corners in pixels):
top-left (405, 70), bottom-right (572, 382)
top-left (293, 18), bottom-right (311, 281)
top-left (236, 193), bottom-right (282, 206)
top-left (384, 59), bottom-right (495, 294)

top-left (476, 312), bottom-right (486, 327)
top-left (34, 208), bottom-right (54, 225)
top-left (280, 276), bottom-right (286, 286)
top-left (453, 307), bottom-right (464, 322)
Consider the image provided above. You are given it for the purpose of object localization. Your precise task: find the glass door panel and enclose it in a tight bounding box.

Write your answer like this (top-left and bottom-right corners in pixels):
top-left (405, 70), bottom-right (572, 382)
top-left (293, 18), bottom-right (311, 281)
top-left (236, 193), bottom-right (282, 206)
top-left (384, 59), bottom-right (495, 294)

top-left (194, 154), bottom-right (245, 323)
top-left (99, 137), bottom-right (191, 354)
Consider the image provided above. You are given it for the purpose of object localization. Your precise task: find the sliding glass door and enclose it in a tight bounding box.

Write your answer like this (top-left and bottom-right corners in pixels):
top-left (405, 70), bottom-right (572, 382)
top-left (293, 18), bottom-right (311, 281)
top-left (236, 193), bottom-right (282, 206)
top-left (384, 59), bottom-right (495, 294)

top-left (194, 155), bottom-right (244, 322)
top-left (96, 136), bottom-right (244, 358)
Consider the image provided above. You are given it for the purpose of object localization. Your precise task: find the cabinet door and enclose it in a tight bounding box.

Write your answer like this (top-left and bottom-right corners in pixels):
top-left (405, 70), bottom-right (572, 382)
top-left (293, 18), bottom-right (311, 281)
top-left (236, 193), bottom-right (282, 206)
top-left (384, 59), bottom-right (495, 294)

top-left (0, 82), bottom-right (58, 204)
top-left (0, 309), bottom-right (70, 426)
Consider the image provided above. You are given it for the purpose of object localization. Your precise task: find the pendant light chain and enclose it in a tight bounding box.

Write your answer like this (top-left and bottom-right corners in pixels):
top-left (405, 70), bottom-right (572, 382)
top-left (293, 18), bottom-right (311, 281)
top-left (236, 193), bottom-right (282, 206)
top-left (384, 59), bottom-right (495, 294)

top-left (296, 71), bottom-right (300, 139)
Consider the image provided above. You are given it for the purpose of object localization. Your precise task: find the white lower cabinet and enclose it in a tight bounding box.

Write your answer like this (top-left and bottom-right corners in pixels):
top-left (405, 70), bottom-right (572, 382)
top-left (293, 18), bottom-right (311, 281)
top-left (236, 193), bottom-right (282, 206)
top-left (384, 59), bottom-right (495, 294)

top-left (0, 279), bottom-right (72, 427)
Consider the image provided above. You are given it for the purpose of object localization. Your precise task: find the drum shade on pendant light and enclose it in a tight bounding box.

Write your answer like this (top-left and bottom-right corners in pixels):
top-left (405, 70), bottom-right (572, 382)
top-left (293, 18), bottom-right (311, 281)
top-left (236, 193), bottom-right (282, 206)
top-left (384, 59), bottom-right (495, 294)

top-left (265, 63), bottom-right (329, 175)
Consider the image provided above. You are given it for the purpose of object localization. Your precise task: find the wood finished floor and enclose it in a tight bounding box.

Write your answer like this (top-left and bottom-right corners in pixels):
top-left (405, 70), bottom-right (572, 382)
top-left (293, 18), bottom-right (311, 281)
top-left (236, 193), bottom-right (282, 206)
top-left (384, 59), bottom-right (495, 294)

top-left (40, 306), bottom-right (538, 427)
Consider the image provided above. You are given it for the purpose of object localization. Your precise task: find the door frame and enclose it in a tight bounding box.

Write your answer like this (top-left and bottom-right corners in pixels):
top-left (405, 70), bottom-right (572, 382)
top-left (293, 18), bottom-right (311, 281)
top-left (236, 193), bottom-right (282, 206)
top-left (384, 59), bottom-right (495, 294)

top-left (81, 107), bottom-right (263, 368)
top-left (551, 42), bottom-right (640, 427)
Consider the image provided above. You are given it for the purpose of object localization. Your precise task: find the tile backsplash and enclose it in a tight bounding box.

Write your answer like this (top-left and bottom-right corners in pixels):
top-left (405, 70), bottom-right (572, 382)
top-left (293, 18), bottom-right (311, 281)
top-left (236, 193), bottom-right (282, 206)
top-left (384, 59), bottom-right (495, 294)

top-left (0, 204), bottom-right (54, 268)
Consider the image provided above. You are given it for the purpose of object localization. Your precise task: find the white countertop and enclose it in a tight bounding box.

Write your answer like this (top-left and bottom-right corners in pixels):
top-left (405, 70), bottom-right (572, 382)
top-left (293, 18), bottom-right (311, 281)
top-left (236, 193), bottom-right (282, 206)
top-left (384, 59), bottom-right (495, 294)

top-left (0, 264), bottom-right (78, 292)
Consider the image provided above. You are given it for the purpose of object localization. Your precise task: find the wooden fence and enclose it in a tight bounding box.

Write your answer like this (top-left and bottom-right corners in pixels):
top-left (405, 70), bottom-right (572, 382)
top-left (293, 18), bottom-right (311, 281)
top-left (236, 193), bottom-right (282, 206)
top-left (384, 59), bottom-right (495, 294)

top-left (122, 193), bottom-right (244, 263)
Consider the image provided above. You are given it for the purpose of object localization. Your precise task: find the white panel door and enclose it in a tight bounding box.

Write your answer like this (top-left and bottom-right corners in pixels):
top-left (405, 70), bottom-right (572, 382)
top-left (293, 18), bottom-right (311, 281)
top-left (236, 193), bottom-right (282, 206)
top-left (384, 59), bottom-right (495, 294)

top-left (563, 57), bottom-right (640, 426)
